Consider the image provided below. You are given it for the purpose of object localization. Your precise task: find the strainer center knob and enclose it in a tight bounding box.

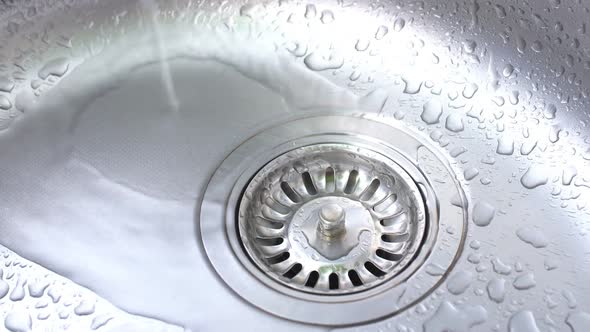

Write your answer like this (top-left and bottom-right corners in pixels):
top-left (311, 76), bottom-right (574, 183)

top-left (318, 203), bottom-right (346, 239)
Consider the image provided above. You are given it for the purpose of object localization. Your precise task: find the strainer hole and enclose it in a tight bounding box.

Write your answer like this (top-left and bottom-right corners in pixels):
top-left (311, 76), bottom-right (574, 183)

top-left (376, 249), bottom-right (403, 261)
top-left (348, 270), bottom-right (363, 286)
top-left (267, 252), bottom-right (290, 265)
top-left (325, 167), bottom-right (335, 192)
top-left (364, 261), bottom-right (386, 277)
top-left (344, 170), bottom-right (359, 194)
top-left (381, 233), bottom-right (410, 243)
top-left (329, 273), bottom-right (339, 290)
top-left (282, 263), bottom-right (303, 279)
top-left (380, 215), bottom-right (404, 227)
top-left (280, 182), bottom-right (302, 203)
top-left (265, 197), bottom-right (291, 215)
top-left (374, 194), bottom-right (398, 213)
top-left (360, 179), bottom-right (380, 201)
top-left (255, 237), bottom-right (284, 246)
top-left (305, 271), bottom-right (319, 288)
top-left (302, 172), bottom-right (317, 195)
top-left (256, 217), bottom-right (284, 230)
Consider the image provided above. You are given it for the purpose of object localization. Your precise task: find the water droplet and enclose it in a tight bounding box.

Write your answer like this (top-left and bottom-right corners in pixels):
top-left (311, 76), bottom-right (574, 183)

top-left (35, 299), bottom-right (48, 309)
top-left (349, 70), bottom-right (361, 81)
top-left (566, 311), bottom-right (590, 331)
top-left (508, 311), bottom-right (540, 332)
top-left (422, 99), bottom-right (443, 124)
top-left (496, 136), bottom-right (515, 155)
top-left (58, 309), bottom-right (69, 319)
top-left (513, 273), bottom-right (536, 290)
top-left (487, 278), bottom-right (506, 303)
top-left (562, 166), bottom-right (577, 185)
top-left (445, 113), bottom-right (464, 133)
top-left (425, 263), bottom-right (446, 276)
top-left (47, 287), bottom-right (61, 303)
top-left (531, 40), bottom-right (543, 53)
top-left (30, 80), bottom-right (42, 90)
top-left (36, 311), bottom-right (50, 321)
top-left (74, 299), bottom-right (96, 316)
top-left (450, 146), bottom-right (467, 157)
top-left (91, 314), bottom-right (113, 330)
top-left (304, 4), bottom-right (316, 19)
top-left (464, 168), bottom-right (479, 181)
top-left (463, 40), bottom-right (477, 54)
top-left (491, 257), bottom-right (512, 275)
top-left (517, 36), bottom-right (527, 54)
top-left (304, 51), bottom-right (343, 71)
top-left (467, 253), bottom-right (481, 264)
top-left (521, 166), bottom-right (548, 189)
top-left (14, 90), bottom-right (36, 113)
top-left (286, 41), bottom-right (307, 57)
top-left (393, 18), bottom-right (406, 32)
top-left (544, 257), bottom-right (558, 270)
top-left (431, 53), bottom-right (440, 64)
top-left (375, 25), bottom-right (388, 40)
top-left (423, 301), bottom-right (487, 332)
top-left (503, 64), bottom-right (514, 77)
top-left (38, 57), bottom-right (69, 79)
top-left (509, 91), bottom-right (519, 105)
top-left (532, 14), bottom-right (548, 29)
top-left (430, 130), bottom-right (444, 142)
top-left (9, 277), bottom-right (25, 301)
top-left (516, 227), bottom-right (549, 248)
top-left (563, 289), bottom-right (577, 308)
top-left (320, 10), bottom-right (334, 24)
top-left (544, 104), bottom-right (557, 119)
top-left (0, 76), bottom-right (15, 93)
top-left (0, 95), bottom-right (11, 111)
top-left (491, 95), bottom-right (505, 106)
top-left (447, 270), bottom-right (473, 295)
top-left (520, 141), bottom-right (537, 155)
top-left (239, 3), bottom-right (256, 17)
top-left (472, 201), bottom-right (495, 226)
top-left (402, 76), bottom-right (422, 94)
top-left (4, 310), bottom-right (32, 332)
top-left (462, 83), bottom-right (479, 98)
top-left (27, 280), bottom-right (49, 298)
top-left (0, 278), bottom-right (8, 299)
top-left (355, 39), bottom-right (370, 52)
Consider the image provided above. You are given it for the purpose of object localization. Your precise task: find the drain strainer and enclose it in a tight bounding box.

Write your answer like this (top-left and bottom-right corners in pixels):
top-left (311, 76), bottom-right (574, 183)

top-left (200, 114), bottom-right (467, 326)
top-left (238, 144), bottom-right (426, 294)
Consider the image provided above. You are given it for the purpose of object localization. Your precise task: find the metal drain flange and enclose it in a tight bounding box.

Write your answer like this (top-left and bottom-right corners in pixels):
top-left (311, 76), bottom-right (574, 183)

top-left (239, 144), bottom-right (426, 294)
top-left (200, 114), bottom-right (467, 326)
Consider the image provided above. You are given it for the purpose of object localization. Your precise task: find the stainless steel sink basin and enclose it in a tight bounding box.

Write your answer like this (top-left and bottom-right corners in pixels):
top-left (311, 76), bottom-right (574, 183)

top-left (0, 0), bottom-right (589, 331)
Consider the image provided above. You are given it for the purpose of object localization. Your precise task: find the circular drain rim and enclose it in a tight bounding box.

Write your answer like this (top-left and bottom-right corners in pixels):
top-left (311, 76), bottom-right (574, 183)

top-left (200, 114), bottom-right (467, 326)
top-left (238, 143), bottom-right (427, 295)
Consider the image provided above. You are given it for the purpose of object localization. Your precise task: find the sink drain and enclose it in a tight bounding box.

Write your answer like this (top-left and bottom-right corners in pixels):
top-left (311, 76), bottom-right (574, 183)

top-left (238, 144), bottom-right (426, 294)
top-left (200, 114), bottom-right (467, 326)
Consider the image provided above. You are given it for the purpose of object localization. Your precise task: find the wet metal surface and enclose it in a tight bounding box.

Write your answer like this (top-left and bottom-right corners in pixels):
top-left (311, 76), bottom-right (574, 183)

top-left (0, 0), bottom-right (589, 331)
